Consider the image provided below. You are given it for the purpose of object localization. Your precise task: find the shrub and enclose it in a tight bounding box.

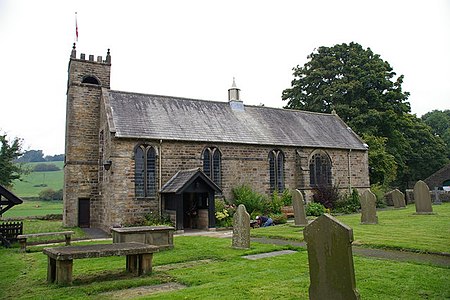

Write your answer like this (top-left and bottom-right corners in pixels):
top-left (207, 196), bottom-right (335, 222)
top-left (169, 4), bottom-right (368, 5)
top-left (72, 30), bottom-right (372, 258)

top-left (312, 184), bottom-right (340, 208)
top-left (215, 198), bottom-right (235, 228)
top-left (270, 213), bottom-right (287, 224)
top-left (280, 189), bottom-right (292, 206)
top-left (269, 190), bottom-right (284, 214)
top-left (38, 188), bottom-right (63, 201)
top-left (371, 183), bottom-right (387, 208)
top-left (143, 211), bottom-right (174, 226)
top-left (334, 188), bottom-right (360, 214)
top-left (306, 202), bottom-right (326, 216)
top-left (232, 185), bottom-right (269, 215)
top-left (33, 163), bottom-right (60, 172)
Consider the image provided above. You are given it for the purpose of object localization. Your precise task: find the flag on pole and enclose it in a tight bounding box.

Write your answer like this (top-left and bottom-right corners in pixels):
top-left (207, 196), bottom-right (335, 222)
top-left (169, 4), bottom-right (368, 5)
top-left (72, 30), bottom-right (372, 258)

top-left (75, 12), bottom-right (78, 42)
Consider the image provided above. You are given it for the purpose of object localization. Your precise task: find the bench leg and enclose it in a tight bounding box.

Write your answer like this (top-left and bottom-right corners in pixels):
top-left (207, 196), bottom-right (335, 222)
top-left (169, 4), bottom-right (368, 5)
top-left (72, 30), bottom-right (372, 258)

top-left (56, 260), bottom-right (73, 285)
top-left (47, 257), bottom-right (56, 283)
top-left (139, 253), bottom-right (153, 275)
top-left (18, 239), bottom-right (27, 253)
top-left (64, 235), bottom-right (71, 246)
top-left (126, 255), bottom-right (138, 274)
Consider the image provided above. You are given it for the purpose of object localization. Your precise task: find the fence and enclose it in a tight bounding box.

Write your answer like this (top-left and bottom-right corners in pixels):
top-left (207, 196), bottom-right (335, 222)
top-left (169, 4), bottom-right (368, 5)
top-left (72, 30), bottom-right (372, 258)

top-left (0, 221), bottom-right (23, 246)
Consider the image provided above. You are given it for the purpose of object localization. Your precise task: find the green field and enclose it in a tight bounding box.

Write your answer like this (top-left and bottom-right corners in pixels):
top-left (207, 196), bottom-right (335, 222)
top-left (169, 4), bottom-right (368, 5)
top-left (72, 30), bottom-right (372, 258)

top-left (2, 199), bottom-right (63, 218)
top-left (12, 161), bottom-right (64, 198)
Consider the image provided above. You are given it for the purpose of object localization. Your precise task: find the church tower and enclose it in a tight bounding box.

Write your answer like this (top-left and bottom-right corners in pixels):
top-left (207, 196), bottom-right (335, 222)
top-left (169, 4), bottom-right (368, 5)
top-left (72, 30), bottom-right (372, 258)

top-left (63, 43), bottom-right (111, 227)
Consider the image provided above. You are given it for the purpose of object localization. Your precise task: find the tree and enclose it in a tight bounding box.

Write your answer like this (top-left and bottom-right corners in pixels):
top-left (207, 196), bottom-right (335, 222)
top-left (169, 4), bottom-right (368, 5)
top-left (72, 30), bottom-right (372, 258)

top-left (282, 42), bottom-right (448, 188)
top-left (0, 132), bottom-right (26, 187)
top-left (422, 109), bottom-right (450, 157)
top-left (16, 149), bottom-right (45, 162)
top-left (362, 134), bottom-right (397, 187)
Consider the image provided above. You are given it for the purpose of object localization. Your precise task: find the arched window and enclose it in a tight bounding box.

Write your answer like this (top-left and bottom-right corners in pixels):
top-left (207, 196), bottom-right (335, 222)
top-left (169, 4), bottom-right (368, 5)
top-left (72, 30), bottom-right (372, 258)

top-left (269, 150), bottom-right (284, 193)
top-left (309, 151), bottom-right (332, 187)
top-left (82, 76), bottom-right (100, 85)
top-left (135, 145), bottom-right (157, 198)
top-left (202, 147), bottom-right (221, 187)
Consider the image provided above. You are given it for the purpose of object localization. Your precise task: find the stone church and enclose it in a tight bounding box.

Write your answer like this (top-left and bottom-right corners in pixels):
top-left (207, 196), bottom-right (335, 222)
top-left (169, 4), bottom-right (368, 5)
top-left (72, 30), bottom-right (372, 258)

top-left (63, 45), bottom-right (370, 232)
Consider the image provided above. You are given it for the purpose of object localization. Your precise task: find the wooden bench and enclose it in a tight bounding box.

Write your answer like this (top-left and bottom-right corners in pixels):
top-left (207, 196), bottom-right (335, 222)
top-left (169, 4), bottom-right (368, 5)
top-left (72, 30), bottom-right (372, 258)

top-left (43, 242), bottom-right (159, 285)
top-left (281, 206), bottom-right (295, 218)
top-left (17, 231), bottom-right (75, 252)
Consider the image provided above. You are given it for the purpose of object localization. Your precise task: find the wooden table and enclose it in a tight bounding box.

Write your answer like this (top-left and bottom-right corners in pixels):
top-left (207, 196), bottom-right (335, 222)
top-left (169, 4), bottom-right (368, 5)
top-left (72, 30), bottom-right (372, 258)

top-left (43, 242), bottom-right (159, 285)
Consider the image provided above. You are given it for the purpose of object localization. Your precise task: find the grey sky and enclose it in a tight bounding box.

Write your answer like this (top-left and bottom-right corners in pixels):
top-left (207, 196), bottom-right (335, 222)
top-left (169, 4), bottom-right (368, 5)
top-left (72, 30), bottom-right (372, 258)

top-left (0, 0), bottom-right (449, 155)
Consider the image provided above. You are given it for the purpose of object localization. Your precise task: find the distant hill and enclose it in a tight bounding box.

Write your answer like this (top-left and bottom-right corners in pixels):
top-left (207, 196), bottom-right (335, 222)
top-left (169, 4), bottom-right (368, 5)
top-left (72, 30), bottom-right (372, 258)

top-left (12, 161), bottom-right (64, 198)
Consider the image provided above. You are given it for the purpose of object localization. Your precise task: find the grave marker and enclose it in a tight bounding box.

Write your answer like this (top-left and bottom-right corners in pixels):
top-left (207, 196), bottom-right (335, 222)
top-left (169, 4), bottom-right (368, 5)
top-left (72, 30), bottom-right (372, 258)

top-left (413, 180), bottom-right (434, 214)
top-left (360, 190), bottom-right (378, 225)
top-left (292, 189), bottom-right (308, 226)
top-left (433, 187), bottom-right (442, 205)
top-left (304, 214), bottom-right (360, 300)
top-left (392, 189), bottom-right (406, 208)
top-left (232, 204), bottom-right (250, 249)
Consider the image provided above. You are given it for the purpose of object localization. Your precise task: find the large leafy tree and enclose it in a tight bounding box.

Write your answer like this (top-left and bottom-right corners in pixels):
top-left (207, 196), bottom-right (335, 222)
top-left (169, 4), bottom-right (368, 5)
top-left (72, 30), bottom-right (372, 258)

top-left (282, 42), bottom-right (448, 188)
top-left (422, 109), bottom-right (450, 158)
top-left (0, 132), bottom-right (25, 187)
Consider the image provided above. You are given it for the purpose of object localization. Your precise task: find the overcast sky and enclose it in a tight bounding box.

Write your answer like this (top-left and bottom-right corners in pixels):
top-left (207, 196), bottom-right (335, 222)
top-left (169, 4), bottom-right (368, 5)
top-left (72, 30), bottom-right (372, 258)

top-left (1, 0), bottom-right (449, 156)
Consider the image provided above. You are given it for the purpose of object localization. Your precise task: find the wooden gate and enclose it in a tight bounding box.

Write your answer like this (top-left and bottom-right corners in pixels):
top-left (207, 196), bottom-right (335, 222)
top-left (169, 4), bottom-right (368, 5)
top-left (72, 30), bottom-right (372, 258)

top-left (0, 221), bottom-right (23, 247)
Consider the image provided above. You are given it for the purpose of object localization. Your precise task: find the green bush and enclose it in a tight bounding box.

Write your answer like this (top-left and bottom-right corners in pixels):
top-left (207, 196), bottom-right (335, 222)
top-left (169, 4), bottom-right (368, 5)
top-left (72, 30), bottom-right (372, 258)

top-left (269, 191), bottom-right (284, 214)
top-left (143, 211), bottom-right (174, 226)
top-left (232, 185), bottom-right (269, 215)
top-left (371, 183), bottom-right (387, 208)
top-left (270, 213), bottom-right (287, 224)
top-left (38, 188), bottom-right (63, 201)
top-left (306, 202), bottom-right (326, 216)
top-left (334, 188), bottom-right (360, 214)
top-left (33, 163), bottom-right (60, 172)
top-left (280, 189), bottom-right (292, 206)
top-left (215, 198), bottom-right (235, 228)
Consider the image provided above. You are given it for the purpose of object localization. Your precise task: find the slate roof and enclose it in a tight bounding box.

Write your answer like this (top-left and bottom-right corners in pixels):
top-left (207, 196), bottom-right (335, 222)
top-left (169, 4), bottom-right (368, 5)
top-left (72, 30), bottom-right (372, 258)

top-left (106, 90), bottom-right (368, 150)
top-left (160, 168), bottom-right (221, 194)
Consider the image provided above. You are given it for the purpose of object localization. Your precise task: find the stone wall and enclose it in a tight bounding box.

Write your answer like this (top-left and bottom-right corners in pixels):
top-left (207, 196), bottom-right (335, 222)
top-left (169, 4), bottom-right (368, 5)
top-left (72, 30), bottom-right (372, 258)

top-left (94, 136), bottom-right (369, 230)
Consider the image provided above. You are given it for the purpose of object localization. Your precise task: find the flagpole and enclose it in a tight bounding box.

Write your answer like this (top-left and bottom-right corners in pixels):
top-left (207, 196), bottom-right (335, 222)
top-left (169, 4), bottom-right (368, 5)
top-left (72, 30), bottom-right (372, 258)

top-left (75, 12), bottom-right (78, 43)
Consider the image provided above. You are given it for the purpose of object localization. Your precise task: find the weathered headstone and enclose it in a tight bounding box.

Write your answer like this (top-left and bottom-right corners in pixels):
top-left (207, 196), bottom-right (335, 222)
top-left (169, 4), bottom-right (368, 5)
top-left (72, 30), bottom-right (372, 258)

top-left (392, 189), bottom-right (406, 208)
top-left (304, 214), bottom-right (360, 300)
top-left (232, 204), bottom-right (250, 249)
top-left (360, 190), bottom-right (378, 225)
top-left (433, 187), bottom-right (442, 205)
top-left (413, 180), bottom-right (433, 214)
top-left (292, 189), bottom-right (308, 226)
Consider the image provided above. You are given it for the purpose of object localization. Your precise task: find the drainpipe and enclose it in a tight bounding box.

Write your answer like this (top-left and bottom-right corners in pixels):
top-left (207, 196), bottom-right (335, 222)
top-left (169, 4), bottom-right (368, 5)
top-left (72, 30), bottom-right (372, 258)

top-left (159, 139), bottom-right (163, 216)
top-left (348, 149), bottom-right (352, 193)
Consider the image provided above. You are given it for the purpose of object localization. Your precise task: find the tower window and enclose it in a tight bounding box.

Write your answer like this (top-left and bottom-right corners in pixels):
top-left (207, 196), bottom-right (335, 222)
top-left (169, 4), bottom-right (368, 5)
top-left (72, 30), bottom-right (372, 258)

top-left (82, 76), bottom-right (100, 85)
top-left (135, 145), bottom-right (157, 198)
top-left (269, 150), bottom-right (284, 193)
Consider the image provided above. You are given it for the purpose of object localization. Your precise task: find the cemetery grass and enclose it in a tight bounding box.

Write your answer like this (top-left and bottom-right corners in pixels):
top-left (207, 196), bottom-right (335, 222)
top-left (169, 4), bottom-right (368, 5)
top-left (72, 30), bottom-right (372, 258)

top-left (251, 203), bottom-right (450, 254)
top-left (1, 236), bottom-right (449, 299)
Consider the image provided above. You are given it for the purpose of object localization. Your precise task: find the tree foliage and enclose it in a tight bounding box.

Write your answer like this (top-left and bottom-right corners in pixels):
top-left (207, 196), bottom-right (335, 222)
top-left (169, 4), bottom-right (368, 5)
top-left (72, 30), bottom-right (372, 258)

top-left (282, 42), bottom-right (449, 188)
top-left (0, 132), bottom-right (26, 187)
top-left (422, 109), bottom-right (450, 157)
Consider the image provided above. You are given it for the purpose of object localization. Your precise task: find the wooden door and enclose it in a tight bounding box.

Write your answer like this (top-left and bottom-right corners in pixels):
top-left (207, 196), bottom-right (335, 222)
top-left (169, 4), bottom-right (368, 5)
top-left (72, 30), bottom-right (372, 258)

top-left (78, 198), bottom-right (90, 228)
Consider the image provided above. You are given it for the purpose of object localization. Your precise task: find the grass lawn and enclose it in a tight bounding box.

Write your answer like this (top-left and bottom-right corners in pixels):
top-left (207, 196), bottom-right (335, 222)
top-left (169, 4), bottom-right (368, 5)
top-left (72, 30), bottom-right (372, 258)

top-left (251, 203), bottom-right (450, 254)
top-left (12, 161), bottom-right (64, 198)
top-left (0, 236), bottom-right (448, 299)
top-left (2, 199), bottom-right (63, 218)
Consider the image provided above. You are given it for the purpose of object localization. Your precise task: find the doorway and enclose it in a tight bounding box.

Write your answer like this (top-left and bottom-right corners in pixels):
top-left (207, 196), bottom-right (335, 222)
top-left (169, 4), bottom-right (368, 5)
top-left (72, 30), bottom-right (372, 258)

top-left (78, 198), bottom-right (90, 228)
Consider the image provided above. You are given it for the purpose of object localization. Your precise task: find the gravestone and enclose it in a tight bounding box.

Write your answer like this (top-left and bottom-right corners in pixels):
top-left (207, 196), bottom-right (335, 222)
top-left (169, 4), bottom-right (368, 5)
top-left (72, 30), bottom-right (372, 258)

top-left (433, 187), bottom-right (442, 205)
top-left (292, 189), bottom-right (308, 226)
top-left (360, 190), bottom-right (378, 225)
top-left (413, 180), bottom-right (433, 214)
top-left (392, 189), bottom-right (406, 208)
top-left (232, 204), bottom-right (250, 249)
top-left (304, 214), bottom-right (360, 300)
